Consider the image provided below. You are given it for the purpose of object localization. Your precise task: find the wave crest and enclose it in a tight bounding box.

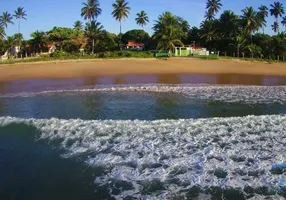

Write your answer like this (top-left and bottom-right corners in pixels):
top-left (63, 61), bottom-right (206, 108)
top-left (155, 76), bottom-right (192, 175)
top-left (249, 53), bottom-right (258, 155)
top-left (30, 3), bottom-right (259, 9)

top-left (0, 115), bottom-right (286, 198)
top-left (1, 84), bottom-right (286, 104)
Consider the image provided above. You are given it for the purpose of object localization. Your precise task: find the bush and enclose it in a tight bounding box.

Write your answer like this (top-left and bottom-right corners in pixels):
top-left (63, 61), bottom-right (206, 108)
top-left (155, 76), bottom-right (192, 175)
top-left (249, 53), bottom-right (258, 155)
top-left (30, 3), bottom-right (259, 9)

top-left (50, 51), bottom-right (70, 58)
top-left (49, 50), bottom-right (154, 60)
top-left (192, 54), bottom-right (219, 60)
top-left (97, 51), bottom-right (153, 58)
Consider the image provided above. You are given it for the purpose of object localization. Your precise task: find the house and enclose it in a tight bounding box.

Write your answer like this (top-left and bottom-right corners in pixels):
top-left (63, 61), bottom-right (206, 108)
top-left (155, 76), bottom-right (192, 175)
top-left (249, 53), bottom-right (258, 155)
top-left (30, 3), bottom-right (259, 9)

top-left (47, 44), bottom-right (57, 54)
top-left (174, 44), bottom-right (209, 56)
top-left (0, 46), bottom-right (20, 60)
top-left (121, 40), bottom-right (145, 50)
top-left (0, 51), bottom-right (8, 61)
top-left (174, 46), bottom-right (193, 56)
top-left (34, 44), bottom-right (56, 55)
top-left (25, 43), bottom-right (56, 56)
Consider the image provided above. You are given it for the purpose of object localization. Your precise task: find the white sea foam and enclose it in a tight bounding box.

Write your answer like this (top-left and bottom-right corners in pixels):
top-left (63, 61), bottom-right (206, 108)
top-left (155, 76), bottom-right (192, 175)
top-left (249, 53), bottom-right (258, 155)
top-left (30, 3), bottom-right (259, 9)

top-left (1, 84), bottom-right (286, 104)
top-left (0, 115), bottom-right (285, 198)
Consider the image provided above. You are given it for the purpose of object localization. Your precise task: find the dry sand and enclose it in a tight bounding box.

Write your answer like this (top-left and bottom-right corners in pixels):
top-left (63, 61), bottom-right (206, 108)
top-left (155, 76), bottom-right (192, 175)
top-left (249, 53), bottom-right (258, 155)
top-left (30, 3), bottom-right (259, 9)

top-left (0, 58), bottom-right (286, 81)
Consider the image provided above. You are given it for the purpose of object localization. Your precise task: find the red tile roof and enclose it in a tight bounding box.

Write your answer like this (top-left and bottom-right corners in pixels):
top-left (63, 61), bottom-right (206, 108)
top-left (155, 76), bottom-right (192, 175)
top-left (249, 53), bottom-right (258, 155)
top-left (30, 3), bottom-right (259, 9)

top-left (127, 40), bottom-right (144, 47)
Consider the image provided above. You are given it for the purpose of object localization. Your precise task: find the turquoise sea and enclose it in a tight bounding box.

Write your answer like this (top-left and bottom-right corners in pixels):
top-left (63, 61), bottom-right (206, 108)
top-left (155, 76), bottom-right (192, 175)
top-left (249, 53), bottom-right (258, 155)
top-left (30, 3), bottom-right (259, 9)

top-left (0, 74), bottom-right (285, 200)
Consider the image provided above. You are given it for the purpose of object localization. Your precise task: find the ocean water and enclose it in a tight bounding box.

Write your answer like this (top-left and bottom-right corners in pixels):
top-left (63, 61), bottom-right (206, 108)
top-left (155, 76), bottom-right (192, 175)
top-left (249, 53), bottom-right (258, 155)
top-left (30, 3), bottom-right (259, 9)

top-left (0, 83), bottom-right (286, 200)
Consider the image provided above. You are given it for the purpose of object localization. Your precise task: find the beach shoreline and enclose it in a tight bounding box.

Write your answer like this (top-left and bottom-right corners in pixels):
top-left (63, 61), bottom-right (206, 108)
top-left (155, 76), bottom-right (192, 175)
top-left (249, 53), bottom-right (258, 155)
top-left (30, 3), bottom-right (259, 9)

top-left (0, 58), bottom-right (286, 81)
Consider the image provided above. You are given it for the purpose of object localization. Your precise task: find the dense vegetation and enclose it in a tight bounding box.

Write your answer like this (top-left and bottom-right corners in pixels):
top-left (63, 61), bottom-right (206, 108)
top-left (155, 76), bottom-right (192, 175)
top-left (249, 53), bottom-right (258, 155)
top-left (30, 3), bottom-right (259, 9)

top-left (0, 0), bottom-right (286, 60)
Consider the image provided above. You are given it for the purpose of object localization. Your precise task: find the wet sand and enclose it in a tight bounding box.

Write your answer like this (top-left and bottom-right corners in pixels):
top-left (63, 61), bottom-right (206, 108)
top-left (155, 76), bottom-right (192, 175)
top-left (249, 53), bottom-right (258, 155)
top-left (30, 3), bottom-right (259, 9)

top-left (0, 74), bottom-right (286, 94)
top-left (0, 58), bottom-right (286, 81)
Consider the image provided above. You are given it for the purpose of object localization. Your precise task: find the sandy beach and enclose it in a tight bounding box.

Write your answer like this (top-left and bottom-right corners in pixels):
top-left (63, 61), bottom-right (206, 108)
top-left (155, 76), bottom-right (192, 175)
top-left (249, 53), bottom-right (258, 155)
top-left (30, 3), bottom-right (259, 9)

top-left (0, 58), bottom-right (286, 81)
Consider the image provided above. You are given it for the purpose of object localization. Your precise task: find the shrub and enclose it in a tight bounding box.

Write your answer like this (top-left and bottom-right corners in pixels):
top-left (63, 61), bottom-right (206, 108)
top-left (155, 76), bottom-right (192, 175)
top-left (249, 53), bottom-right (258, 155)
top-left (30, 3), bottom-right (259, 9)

top-left (50, 51), bottom-right (70, 58)
top-left (97, 51), bottom-right (153, 58)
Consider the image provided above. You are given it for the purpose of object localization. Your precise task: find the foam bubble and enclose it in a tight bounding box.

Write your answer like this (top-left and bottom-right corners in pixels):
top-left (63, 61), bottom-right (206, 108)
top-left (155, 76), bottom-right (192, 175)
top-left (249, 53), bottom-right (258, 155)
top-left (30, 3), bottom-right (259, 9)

top-left (1, 84), bottom-right (286, 104)
top-left (0, 115), bottom-right (285, 198)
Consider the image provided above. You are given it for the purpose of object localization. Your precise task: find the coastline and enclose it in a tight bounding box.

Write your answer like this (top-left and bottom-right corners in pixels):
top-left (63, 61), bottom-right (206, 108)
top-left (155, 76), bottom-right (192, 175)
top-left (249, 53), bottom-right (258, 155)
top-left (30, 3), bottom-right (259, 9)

top-left (0, 58), bottom-right (286, 81)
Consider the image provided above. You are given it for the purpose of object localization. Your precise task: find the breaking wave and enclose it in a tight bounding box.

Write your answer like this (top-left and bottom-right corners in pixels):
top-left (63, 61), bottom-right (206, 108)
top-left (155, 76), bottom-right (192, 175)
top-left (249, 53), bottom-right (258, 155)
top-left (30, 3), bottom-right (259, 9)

top-left (1, 114), bottom-right (285, 199)
top-left (1, 84), bottom-right (286, 104)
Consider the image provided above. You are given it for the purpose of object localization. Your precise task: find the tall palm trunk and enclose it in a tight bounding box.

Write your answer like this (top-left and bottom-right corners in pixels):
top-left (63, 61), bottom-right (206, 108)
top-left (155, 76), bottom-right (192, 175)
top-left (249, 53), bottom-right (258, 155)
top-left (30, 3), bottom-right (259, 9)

top-left (92, 39), bottom-right (95, 54)
top-left (169, 47), bottom-right (173, 57)
top-left (276, 18), bottom-right (280, 34)
top-left (18, 18), bottom-right (21, 58)
top-left (89, 19), bottom-right (95, 54)
top-left (119, 20), bottom-right (122, 50)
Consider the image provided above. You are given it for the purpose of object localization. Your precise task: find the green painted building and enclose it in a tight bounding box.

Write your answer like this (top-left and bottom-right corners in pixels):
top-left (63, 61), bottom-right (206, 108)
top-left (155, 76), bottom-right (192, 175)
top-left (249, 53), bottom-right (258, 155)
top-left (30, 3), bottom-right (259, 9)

top-left (174, 47), bottom-right (193, 56)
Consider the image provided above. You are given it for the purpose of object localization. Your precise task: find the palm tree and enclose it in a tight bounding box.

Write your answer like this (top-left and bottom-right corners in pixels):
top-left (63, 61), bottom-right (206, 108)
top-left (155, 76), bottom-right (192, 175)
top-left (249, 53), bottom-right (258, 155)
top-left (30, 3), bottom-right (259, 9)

top-left (282, 16), bottom-right (286, 31)
top-left (13, 33), bottom-right (23, 42)
top-left (205, 0), bottom-right (222, 20)
top-left (4, 36), bottom-right (16, 57)
top-left (0, 25), bottom-right (5, 40)
top-left (247, 43), bottom-right (261, 58)
top-left (205, 10), bottom-right (214, 21)
top-left (219, 10), bottom-right (240, 38)
top-left (135, 11), bottom-right (149, 29)
top-left (74, 20), bottom-right (83, 31)
top-left (112, 0), bottom-right (131, 47)
top-left (230, 35), bottom-right (246, 57)
top-left (156, 33), bottom-right (183, 57)
top-left (81, 0), bottom-right (102, 22)
top-left (241, 7), bottom-right (257, 42)
top-left (177, 17), bottom-right (190, 34)
top-left (200, 20), bottom-right (219, 50)
top-left (0, 12), bottom-right (14, 28)
top-left (258, 5), bottom-right (268, 33)
top-left (30, 31), bottom-right (47, 54)
top-left (153, 12), bottom-right (184, 56)
top-left (13, 7), bottom-right (27, 46)
top-left (272, 21), bottom-right (279, 33)
top-left (270, 1), bottom-right (285, 33)
top-left (85, 20), bottom-right (104, 54)
top-left (12, 33), bottom-right (24, 57)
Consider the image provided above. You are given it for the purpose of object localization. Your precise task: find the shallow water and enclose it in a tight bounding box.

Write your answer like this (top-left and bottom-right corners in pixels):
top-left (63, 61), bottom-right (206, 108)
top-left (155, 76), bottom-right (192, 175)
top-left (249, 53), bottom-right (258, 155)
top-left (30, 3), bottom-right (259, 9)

top-left (1, 73), bottom-right (286, 94)
top-left (0, 81), bottom-right (286, 199)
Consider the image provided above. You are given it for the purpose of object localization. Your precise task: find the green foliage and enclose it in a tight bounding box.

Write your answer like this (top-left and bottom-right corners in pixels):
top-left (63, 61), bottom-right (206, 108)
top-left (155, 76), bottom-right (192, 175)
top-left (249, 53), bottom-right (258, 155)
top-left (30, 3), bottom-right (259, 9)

top-left (270, 1), bottom-right (285, 33)
top-left (282, 16), bottom-right (286, 31)
top-left (241, 7), bottom-right (258, 37)
top-left (112, 0), bottom-right (130, 22)
top-left (0, 12), bottom-right (14, 28)
top-left (200, 20), bottom-right (219, 49)
top-left (30, 31), bottom-right (47, 53)
top-left (74, 21), bottom-right (83, 31)
top-left (96, 31), bottom-right (118, 51)
top-left (270, 2), bottom-right (284, 19)
top-left (153, 12), bottom-right (184, 54)
top-left (246, 44), bottom-right (262, 57)
top-left (135, 11), bottom-right (149, 28)
top-left (62, 40), bottom-right (80, 53)
top-left (121, 29), bottom-right (150, 44)
top-left (0, 26), bottom-right (6, 40)
top-left (184, 26), bottom-right (200, 45)
top-left (49, 50), bottom-right (153, 59)
top-left (98, 50), bottom-right (153, 58)
top-left (47, 27), bottom-right (81, 49)
top-left (13, 7), bottom-right (27, 20)
top-left (272, 21), bottom-right (279, 33)
top-left (205, 0), bottom-right (222, 20)
top-left (0, 57), bottom-right (53, 65)
top-left (193, 54), bottom-right (219, 60)
top-left (84, 20), bottom-right (104, 54)
top-left (50, 51), bottom-right (70, 58)
top-left (257, 5), bottom-right (268, 32)
top-left (81, 0), bottom-right (102, 21)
